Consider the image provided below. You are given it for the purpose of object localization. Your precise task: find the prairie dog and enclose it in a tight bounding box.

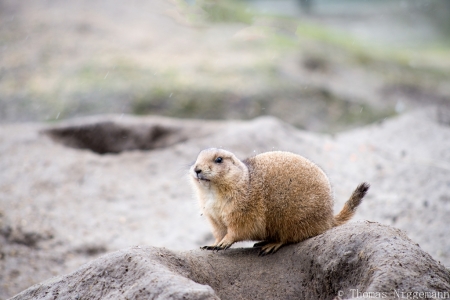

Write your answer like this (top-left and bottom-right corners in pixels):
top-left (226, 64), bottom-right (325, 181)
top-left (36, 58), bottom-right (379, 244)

top-left (189, 148), bottom-right (369, 255)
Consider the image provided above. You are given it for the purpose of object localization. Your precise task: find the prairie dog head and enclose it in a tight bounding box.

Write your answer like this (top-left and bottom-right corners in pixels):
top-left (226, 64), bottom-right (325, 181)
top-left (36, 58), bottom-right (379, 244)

top-left (190, 148), bottom-right (248, 189)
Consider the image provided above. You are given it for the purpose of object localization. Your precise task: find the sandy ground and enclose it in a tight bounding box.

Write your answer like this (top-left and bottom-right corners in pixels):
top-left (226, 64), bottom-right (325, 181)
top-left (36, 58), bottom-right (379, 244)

top-left (1, 108), bottom-right (450, 298)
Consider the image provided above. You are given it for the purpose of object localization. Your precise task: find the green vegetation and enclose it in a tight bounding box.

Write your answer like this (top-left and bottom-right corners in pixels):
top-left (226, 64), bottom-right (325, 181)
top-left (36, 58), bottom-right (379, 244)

top-left (197, 0), bottom-right (254, 24)
top-left (295, 21), bottom-right (450, 87)
top-left (2, 0), bottom-right (448, 132)
top-left (130, 85), bottom-right (396, 133)
top-left (176, 0), bottom-right (254, 25)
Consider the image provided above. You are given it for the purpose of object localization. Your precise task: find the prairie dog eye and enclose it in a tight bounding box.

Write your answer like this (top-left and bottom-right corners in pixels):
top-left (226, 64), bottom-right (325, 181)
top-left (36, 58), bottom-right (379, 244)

top-left (214, 157), bottom-right (223, 163)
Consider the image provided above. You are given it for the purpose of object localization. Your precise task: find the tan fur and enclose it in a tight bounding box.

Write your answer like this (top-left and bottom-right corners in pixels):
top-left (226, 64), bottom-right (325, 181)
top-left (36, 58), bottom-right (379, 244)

top-left (189, 148), bottom-right (369, 255)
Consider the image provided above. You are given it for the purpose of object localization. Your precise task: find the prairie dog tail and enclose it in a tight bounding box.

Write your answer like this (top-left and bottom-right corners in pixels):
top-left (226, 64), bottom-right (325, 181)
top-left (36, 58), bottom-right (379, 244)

top-left (333, 182), bottom-right (370, 227)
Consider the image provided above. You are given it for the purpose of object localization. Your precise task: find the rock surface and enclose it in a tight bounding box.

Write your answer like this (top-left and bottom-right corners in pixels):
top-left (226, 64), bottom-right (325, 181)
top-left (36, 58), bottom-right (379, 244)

top-left (11, 222), bottom-right (450, 300)
top-left (1, 108), bottom-right (450, 298)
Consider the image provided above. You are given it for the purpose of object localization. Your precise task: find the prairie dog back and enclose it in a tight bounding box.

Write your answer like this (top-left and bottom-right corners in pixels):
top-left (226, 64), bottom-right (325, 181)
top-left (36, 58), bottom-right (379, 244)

top-left (244, 152), bottom-right (334, 242)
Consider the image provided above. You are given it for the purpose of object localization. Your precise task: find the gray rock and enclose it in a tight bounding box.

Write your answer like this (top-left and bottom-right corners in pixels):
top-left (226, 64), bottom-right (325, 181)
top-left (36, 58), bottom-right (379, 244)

top-left (11, 222), bottom-right (450, 300)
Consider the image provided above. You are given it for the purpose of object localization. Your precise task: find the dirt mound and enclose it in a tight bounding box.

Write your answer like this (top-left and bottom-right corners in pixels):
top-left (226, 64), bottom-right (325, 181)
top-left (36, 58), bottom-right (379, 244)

top-left (1, 109), bottom-right (450, 298)
top-left (11, 222), bottom-right (450, 300)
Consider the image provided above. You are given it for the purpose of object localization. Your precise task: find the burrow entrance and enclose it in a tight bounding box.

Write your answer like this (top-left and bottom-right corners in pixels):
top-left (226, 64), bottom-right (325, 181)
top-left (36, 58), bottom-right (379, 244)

top-left (44, 117), bottom-right (215, 154)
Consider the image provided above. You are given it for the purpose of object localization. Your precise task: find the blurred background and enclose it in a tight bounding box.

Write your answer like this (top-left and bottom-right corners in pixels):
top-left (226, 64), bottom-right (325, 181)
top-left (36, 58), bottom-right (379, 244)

top-left (1, 0), bottom-right (449, 132)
